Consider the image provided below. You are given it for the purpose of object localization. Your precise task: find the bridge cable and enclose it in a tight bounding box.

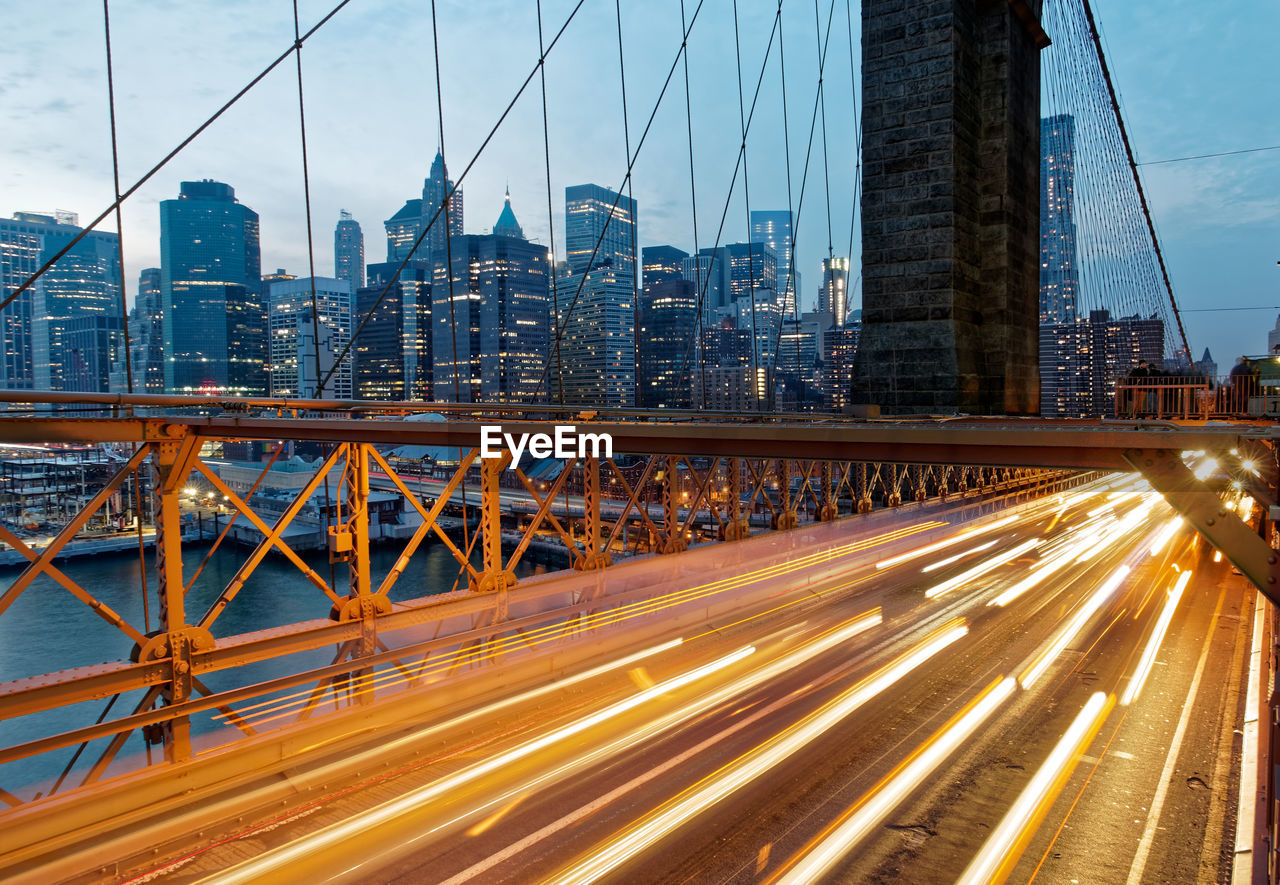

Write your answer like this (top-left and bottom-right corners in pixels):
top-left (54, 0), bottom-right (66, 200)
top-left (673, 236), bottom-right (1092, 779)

top-left (291, 0), bottom-right (324, 401)
top-left (776, 0), bottom-right (801, 403)
top-left (536, 0), bottom-right (566, 406)
top-left (101, 0), bottom-right (133, 397)
top-left (763, 0), bottom-right (840, 400)
top-left (320, 0), bottom-right (588, 398)
top-left (732, 0), bottom-right (762, 411)
top-left (616, 0), bottom-right (642, 407)
top-left (528, 0), bottom-right (711, 405)
top-left (815, 0), bottom-right (836, 324)
top-left (289, 0), bottom-right (337, 594)
top-left (1081, 0), bottom-right (1190, 361)
top-left (101, 0), bottom-right (151, 645)
top-left (679, 0), bottom-right (706, 408)
top-left (430, 0), bottom-right (470, 560)
top-left (843, 0), bottom-right (861, 326)
top-left (3, 0), bottom-right (357, 316)
top-left (673, 3), bottom-right (787, 393)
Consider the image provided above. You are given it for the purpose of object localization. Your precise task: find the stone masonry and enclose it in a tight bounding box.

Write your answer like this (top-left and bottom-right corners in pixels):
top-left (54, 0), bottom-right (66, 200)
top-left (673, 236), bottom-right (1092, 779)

top-left (852, 0), bottom-right (1047, 415)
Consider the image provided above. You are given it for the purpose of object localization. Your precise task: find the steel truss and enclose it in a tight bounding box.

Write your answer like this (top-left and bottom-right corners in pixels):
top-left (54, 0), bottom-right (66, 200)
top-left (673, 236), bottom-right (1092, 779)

top-left (0, 405), bottom-right (1275, 815)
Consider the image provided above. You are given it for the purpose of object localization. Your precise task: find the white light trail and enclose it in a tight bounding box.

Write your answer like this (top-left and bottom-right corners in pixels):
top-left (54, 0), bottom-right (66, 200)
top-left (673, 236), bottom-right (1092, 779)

top-left (1019, 566), bottom-right (1131, 690)
top-left (924, 539), bottom-right (1041, 599)
top-left (921, 539), bottom-right (1000, 573)
top-left (874, 516), bottom-right (1019, 570)
top-left (1147, 517), bottom-right (1184, 557)
top-left (775, 677), bottom-right (1016, 883)
top-left (546, 622), bottom-right (970, 885)
top-left (956, 692), bottom-right (1113, 885)
top-left (1121, 571), bottom-right (1191, 706)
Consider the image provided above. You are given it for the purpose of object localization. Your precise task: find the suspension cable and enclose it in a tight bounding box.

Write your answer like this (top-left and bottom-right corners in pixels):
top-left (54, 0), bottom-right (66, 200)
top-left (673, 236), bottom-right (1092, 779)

top-left (320, 0), bottom-right (588, 396)
top-left (291, 0), bottom-right (324, 399)
top-left (101, 0), bottom-right (133, 397)
top-left (536, 0), bottom-right (566, 405)
top-left (3, 0), bottom-right (357, 315)
top-left (732, 0), bottom-right (761, 410)
top-left (615, 0), bottom-right (641, 406)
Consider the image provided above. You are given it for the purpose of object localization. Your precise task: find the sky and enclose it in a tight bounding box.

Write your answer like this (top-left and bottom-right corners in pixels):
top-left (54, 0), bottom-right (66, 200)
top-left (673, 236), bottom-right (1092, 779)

top-left (1, 0), bottom-right (1276, 371)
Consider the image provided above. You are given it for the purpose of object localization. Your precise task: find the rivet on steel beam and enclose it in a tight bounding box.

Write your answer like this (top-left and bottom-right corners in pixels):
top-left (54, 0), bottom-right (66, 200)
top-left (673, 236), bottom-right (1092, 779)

top-left (1270, 555), bottom-right (1278, 565)
top-left (1145, 459), bottom-right (1154, 466)
top-left (1206, 518), bottom-right (1215, 526)
top-left (1270, 576), bottom-right (1277, 584)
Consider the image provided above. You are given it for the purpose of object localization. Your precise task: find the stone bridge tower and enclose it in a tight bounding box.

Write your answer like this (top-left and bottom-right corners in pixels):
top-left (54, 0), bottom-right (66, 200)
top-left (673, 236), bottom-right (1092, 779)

top-left (852, 0), bottom-right (1049, 415)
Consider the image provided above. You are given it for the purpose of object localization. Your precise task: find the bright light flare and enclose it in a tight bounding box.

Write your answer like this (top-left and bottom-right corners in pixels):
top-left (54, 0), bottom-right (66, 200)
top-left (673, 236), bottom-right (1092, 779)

top-left (1019, 566), bottom-right (1130, 690)
top-left (874, 516), bottom-right (1018, 570)
top-left (956, 691), bottom-right (1113, 885)
top-left (1193, 458), bottom-right (1219, 481)
top-left (924, 539), bottom-right (1040, 599)
top-left (1121, 571), bottom-right (1191, 705)
top-left (547, 621), bottom-right (970, 885)
top-left (774, 677), bottom-right (1015, 884)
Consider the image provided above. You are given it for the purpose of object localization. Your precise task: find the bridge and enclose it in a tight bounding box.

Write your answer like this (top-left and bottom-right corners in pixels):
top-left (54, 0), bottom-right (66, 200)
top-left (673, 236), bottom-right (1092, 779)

top-left (0, 0), bottom-right (1275, 884)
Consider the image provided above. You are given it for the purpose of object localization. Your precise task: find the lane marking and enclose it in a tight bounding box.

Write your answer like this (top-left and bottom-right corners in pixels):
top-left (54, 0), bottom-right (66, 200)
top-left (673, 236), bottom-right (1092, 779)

top-left (1122, 582), bottom-right (1226, 885)
top-left (1232, 590), bottom-right (1263, 882)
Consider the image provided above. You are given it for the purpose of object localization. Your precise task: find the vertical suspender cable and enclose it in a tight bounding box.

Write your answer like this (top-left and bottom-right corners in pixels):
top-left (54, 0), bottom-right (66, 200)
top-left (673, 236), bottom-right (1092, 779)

top-left (679, 0), bottom-right (706, 408)
top-left (536, 0), bottom-right (566, 405)
top-left (615, 0), bottom-right (641, 407)
top-left (291, 0), bottom-right (324, 398)
top-left (732, 0), bottom-right (761, 411)
top-left (101, 0), bottom-right (150, 634)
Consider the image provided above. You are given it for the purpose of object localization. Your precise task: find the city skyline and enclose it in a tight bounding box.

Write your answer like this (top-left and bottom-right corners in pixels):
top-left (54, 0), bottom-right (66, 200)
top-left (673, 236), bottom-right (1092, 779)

top-left (1, 1), bottom-right (1276, 385)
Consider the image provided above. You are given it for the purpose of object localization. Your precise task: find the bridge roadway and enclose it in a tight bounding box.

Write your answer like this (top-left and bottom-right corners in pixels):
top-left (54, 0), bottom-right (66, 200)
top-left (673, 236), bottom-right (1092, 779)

top-left (64, 474), bottom-right (1249, 885)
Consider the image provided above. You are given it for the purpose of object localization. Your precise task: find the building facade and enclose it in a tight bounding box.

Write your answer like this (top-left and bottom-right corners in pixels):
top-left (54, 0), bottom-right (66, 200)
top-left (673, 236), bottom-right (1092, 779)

top-left (355, 261), bottom-right (431, 401)
top-left (565, 184), bottom-right (636, 282)
top-left (434, 194), bottom-right (550, 403)
top-left (638, 278), bottom-right (698, 409)
top-left (160, 180), bottom-right (264, 395)
top-left (0, 211), bottom-right (121, 393)
top-left (334, 209), bottom-right (365, 292)
top-left (750, 210), bottom-right (799, 317)
top-left (267, 277), bottom-right (354, 399)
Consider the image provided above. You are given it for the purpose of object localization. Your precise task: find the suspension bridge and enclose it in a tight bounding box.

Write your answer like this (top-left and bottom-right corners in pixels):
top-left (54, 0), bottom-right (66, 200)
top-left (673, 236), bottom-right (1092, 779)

top-left (0, 1), bottom-right (1274, 883)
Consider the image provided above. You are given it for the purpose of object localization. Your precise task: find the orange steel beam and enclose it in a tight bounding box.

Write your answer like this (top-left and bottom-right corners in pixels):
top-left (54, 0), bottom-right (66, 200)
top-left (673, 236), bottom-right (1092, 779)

top-left (0, 415), bottom-right (1264, 470)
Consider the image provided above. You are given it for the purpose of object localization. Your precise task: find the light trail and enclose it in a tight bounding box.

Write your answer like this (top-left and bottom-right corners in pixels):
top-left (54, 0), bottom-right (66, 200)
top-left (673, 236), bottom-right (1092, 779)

top-left (545, 621), bottom-right (971, 885)
top-left (920, 539), bottom-right (1000, 573)
top-left (1121, 571), bottom-right (1191, 705)
top-left (215, 521), bottom-right (934, 726)
top-left (956, 691), bottom-right (1114, 885)
top-left (1019, 566), bottom-right (1131, 690)
top-left (874, 515), bottom-right (1019, 570)
top-left (923, 539), bottom-right (1041, 599)
top-left (203, 610), bottom-right (885, 885)
top-left (1147, 516), bottom-right (1184, 556)
top-left (771, 676), bottom-right (1016, 884)
top-left (200, 645), bottom-right (757, 885)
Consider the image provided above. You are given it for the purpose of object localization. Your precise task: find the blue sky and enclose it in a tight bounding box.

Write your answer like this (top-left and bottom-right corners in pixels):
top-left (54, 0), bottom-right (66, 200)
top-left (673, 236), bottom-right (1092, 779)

top-left (1, 0), bottom-right (1276, 371)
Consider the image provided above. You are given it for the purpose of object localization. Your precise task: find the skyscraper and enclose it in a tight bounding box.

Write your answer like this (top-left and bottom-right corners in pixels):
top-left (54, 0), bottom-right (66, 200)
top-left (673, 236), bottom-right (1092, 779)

top-left (818, 256), bottom-right (850, 326)
top-left (422, 150), bottom-right (464, 273)
top-left (1040, 115), bottom-right (1078, 325)
top-left (434, 193), bottom-right (550, 403)
top-left (750, 210), bottom-right (799, 317)
top-left (356, 262), bottom-right (431, 402)
top-left (113, 267), bottom-right (165, 394)
top-left (1039, 309), bottom-right (1163, 416)
top-left (642, 245), bottom-right (688, 289)
top-left (565, 184), bottom-right (636, 282)
top-left (554, 266), bottom-right (635, 407)
top-left (382, 151), bottom-right (463, 271)
top-left (334, 210), bottom-right (365, 292)
top-left (638, 278), bottom-right (698, 408)
top-left (160, 180), bottom-right (264, 394)
top-left (0, 211), bottom-right (121, 393)
top-left (267, 277), bottom-right (354, 399)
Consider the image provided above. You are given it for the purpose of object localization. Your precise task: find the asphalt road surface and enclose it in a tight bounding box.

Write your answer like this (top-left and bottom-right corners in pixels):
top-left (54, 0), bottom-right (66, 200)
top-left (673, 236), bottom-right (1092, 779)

top-left (126, 474), bottom-right (1253, 885)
